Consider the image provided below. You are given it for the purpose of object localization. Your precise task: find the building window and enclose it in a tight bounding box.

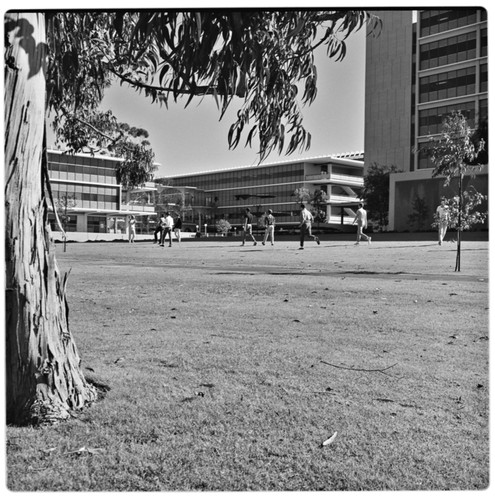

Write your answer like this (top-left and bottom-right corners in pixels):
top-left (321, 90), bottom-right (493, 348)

top-left (419, 31), bottom-right (477, 70)
top-left (87, 215), bottom-right (107, 233)
top-left (480, 63), bottom-right (488, 93)
top-left (479, 99), bottom-right (488, 124)
top-left (418, 102), bottom-right (475, 136)
top-left (47, 213), bottom-right (78, 232)
top-left (417, 149), bottom-right (435, 170)
top-left (419, 66), bottom-right (476, 103)
top-left (480, 28), bottom-right (487, 57)
top-left (420, 9), bottom-right (479, 37)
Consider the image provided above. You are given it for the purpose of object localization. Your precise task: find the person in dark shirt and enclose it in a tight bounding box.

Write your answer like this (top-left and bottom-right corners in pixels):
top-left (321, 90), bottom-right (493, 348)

top-left (174, 216), bottom-right (183, 243)
top-left (241, 208), bottom-right (258, 246)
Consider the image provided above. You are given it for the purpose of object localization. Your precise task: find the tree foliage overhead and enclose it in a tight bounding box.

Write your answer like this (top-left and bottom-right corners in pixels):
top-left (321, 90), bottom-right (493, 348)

top-left (45, 10), bottom-right (381, 163)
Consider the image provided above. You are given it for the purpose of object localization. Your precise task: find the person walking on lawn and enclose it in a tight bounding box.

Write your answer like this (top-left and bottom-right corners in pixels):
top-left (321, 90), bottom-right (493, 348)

top-left (160, 212), bottom-right (174, 247)
top-left (241, 208), bottom-right (258, 246)
top-left (352, 203), bottom-right (371, 245)
top-left (153, 213), bottom-right (165, 244)
top-left (174, 215), bottom-right (183, 243)
top-left (128, 215), bottom-right (136, 243)
top-left (299, 204), bottom-right (320, 250)
top-left (436, 199), bottom-right (449, 245)
top-left (262, 209), bottom-right (276, 246)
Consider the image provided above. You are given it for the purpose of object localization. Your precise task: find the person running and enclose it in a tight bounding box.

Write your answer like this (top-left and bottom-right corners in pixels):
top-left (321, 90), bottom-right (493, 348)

top-left (299, 204), bottom-right (320, 249)
top-left (174, 215), bottom-right (183, 243)
top-left (160, 212), bottom-right (174, 247)
top-left (352, 203), bottom-right (371, 245)
top-left (241, 208), bottom-right (258, 246)
top-left (262, 209), bottom-right (275, 246)
top-left (436, 199), bottom-right (449, 245)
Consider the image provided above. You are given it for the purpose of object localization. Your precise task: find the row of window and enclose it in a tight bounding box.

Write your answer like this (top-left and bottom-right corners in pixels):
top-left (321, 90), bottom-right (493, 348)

top-left (204, 183), bottom-right (317, 208)
top-left (48, 214), bottom-right (113, 233)
top-left (213, 204), bottom-right (306, 225)
top-left (49, 169), bottom-right (117, 185)
top-left (63, 216), bottom-right (161, 234)
top-left (49, 162), bottom-right (117, 177)
top-left (419, 66), bottom-right (477, 103)
top-left (171, 164), bottom-right (307, 190)
top-left (418, 102), bottom-right (475, 136)
top-left (172, 170), bottom-right (363, 197)
top-left (419, 31), bottom-right (478, 70)
top-left (52, 184), bottom-right (119, 196)
top-left (418, 95), bottom-right (487, 144)
top-left (48, 153), bottom-right (121, 169)
top-left (51, 185), bottom-right (119, 210)
top-left (419, 9), bottom-right (483, 37)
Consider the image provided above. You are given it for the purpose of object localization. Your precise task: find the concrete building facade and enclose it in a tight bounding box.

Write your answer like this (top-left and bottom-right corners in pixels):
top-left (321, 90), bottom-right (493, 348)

top-left (365, 8), bottom-right (488, 231)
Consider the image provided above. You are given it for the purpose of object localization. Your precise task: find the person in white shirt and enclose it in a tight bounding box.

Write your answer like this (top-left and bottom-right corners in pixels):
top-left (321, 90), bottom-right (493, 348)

top-left (436, 199), bottom-right (449, 245)
top-left (159, 212), bottom-right (174, 247)
top-left (262, 209), bottom-right (276, 246)
top-left (352, 203), bottom-right (371, 245)
top-left (128, 215), bottom-right (136, 243)
top-left (299, 204), bottom-right (320, 249)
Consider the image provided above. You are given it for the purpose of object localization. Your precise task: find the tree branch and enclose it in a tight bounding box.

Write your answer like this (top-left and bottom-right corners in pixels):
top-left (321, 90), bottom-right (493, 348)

top-left (109, 68), bottom-right (216, 97)
top-left (72, 116), bottom-right (123, 144)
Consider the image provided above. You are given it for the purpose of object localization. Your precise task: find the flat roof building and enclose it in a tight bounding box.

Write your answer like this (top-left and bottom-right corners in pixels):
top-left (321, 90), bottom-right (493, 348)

top-left (164, 152), bottom-right (365, 232)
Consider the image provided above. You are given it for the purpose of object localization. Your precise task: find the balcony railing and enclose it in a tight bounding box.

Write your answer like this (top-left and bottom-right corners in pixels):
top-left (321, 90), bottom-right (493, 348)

top-left (305, 173), bottom-right (363, 186)
top-left (120, 203), bottom-right (155, 213)
top-left (329, 174), bottom-right (364, 186)
top-left (328, 194), bottom-right (360, 204)
top-left (306, 173), bottom-right (331, 181)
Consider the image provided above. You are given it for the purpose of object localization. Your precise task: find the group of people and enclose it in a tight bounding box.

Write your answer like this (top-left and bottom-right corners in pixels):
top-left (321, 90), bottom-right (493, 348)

top-left (241, 207), bottom-right (281, 247)
top-left (152, 213), bottom-right (182, 247)
top-left (241, 203), bottom-right (371, 249)
top-left (241, 204), bottom-right (322, 249)
top-left (242, 202), bottom-right (374, 248)
top-left (128, 213), bottom-right (182, 245)
top-left (130, 200), bottom-right (448, 247)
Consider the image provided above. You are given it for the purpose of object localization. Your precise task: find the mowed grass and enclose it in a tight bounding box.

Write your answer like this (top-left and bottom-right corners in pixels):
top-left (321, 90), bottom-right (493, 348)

top-left (6, 235), bottom-right (490, 491)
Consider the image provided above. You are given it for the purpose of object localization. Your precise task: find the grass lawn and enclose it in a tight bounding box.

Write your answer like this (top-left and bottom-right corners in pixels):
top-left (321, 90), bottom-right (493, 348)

top-left (5, 234), bottom-right (490, 492)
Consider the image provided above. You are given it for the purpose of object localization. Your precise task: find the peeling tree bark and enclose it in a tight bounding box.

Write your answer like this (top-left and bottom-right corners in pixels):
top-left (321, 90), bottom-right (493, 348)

top-left (5, 12), bottom-right (97, 425)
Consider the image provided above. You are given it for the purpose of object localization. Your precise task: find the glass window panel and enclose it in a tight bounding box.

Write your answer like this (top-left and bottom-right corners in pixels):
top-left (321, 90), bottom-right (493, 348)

top-left (481, 28), bottom-right (487, 57)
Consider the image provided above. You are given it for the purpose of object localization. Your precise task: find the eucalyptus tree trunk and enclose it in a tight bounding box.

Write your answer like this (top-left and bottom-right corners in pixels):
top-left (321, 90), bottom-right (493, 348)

top-left (5, 12), bottom-right (97, 425)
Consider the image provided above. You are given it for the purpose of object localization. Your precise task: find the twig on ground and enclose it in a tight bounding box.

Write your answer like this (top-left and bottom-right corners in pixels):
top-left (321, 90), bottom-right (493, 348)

top-left (320, 360), bottom-right (399, 378)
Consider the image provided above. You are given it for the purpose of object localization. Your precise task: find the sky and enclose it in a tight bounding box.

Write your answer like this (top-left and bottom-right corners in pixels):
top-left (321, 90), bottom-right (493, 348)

top-left (96, 16), bottom-right (367, 178)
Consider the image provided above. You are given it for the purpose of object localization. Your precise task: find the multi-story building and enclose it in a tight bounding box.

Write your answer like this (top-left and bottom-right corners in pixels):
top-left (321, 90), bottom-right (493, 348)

top-left (365, 8), bottom-right (488, 231)
top-left (46, 150), bottom-right (365, 240)
top-left (165, 152), bottom-right (365, 232)
top-left (46, 149), bottom-right (157, 241)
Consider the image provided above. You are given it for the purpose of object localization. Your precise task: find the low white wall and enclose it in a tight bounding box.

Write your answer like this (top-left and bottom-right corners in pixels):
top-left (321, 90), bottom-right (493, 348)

top-left (50, 231), bottom-right (197, 242)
